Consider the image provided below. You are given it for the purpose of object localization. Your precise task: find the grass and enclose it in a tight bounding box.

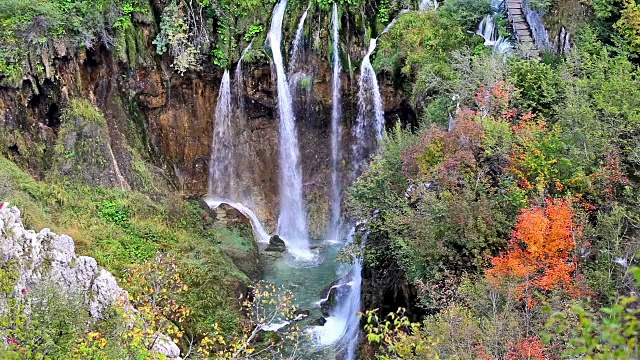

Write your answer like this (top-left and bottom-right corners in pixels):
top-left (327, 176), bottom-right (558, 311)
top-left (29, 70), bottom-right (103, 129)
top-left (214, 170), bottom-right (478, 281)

top-left (0, 155), bottom-right (250, 333)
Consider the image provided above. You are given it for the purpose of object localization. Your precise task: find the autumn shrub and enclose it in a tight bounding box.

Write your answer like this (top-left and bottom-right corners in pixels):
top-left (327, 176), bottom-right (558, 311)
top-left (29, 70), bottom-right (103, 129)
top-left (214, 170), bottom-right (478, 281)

top-left (486, 199), bottom-right (588, 306)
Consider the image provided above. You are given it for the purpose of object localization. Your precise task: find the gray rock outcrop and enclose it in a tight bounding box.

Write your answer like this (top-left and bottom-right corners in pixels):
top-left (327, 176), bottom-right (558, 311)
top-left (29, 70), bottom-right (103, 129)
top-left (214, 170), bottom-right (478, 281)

top-left (0, 205), bottom-right (182, 359)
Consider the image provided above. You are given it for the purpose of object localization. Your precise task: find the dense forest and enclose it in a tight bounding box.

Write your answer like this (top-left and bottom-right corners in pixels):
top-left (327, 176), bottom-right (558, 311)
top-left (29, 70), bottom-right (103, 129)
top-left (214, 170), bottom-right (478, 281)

top-left (0, 0), bottom-right (639, 359)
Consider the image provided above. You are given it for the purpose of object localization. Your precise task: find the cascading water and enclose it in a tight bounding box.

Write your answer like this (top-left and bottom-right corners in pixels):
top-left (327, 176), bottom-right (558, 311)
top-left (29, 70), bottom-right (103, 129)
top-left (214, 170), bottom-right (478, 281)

top-left (523, 0), bottom-right (551, 51)
top-left (313, 21), bottom-right (399, 357)
top-left (207, 68), bottom-right (270, 244)
top-left (312, 227), bottom-right (363, 360)
top-left (203, 196), bottom-right (271, 243)
top-left (208, 70), bottom-right (235, 198)
top-left (419, 0), bottom-right (439, 11)
top-left (289, 2), bottom-right (311, 74)
top-left (476, 14), bottom-right (512, 53)
top-left (328, 3), bottom-right (342, 241)
top-left (352, 38), bottom-right (385, 177)
top-left (267, 0), bottom-right (311, 258)
top-left (235, 40), bottom-right (253, 110)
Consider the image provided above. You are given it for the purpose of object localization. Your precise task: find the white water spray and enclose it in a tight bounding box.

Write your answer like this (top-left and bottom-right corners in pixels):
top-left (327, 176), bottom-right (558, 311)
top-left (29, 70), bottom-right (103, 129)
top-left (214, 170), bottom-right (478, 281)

top-left (419, 0), bottom-right (439, 11)
top-left (476, 15), bottom-right (512, 53)
top-left (329, 3), bottom-right (343, 241)
top-left (313, 227), bottom-right (363, 360)
top-left (289, 2), bottom-right (311, 73)
top-left (267, 0), bottom-right (311, 258)
top-left (203, 196), bottom-right (271, 243)
top-left (208, 70), bottom-right (236, 199)
top-left (352, 38), bottom-right (385, 177)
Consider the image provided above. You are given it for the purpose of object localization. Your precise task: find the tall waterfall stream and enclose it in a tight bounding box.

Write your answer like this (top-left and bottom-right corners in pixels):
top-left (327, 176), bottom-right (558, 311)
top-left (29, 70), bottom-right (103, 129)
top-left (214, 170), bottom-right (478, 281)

top-left (205, 1), bottom-right (394, 358)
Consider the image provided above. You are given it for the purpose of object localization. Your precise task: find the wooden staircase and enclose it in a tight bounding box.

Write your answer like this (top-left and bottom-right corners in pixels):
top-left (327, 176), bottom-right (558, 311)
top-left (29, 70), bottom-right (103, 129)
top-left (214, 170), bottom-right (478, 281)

top-left (504, 0), bottom-right (538, 55)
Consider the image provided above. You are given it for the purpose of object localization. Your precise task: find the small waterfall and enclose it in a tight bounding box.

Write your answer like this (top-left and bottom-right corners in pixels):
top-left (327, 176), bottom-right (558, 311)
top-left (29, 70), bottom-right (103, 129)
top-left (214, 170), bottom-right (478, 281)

top-left (523, 0), bottom-right (552, 51)
top-left (419, 0), bottom-right (439, 11)
top-left (475, 15), bottom-right (512, 53)
top-left (203, 196), bottom-right (271, 243)
top-left (476, 15), bottom-right (497, 46)
top-left (267, 0), bottom-right (311, 258)
top-left (235, 40), bottom-right (253, 110)
top-left (352, 39), bottom-right (385, 178)
top-left (289, 2), bottom-right (311, 73)
top-left (206, 69), bottom-right (269, 243)
top-left (329, 3), bottom-right (342, 241)
top-left (208, 70), bottom-right (235, 198)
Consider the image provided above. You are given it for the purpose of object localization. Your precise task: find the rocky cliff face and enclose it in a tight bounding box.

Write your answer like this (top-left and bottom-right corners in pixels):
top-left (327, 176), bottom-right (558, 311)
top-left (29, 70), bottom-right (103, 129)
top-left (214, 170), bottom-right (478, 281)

top-left (0, 13), bottom-right (413, 239)
top-left (0, 204), bottom-right (182, 359)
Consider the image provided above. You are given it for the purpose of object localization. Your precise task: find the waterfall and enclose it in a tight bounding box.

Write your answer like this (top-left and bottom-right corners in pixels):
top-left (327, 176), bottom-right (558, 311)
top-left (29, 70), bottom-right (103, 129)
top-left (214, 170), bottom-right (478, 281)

top-left (352, 39), bottom-right (385, 178)
top-left (267, 0), bottom-right (311, 258)
top-left (476, 15), bottom-right (497, 46)
top-left (203, 196), bottom-right (271, 243)
top-left (419, 0), bottom-right (439, 11)
top-left (523, 0), bottom-right (552, 51)
top-left (235, 40), bottom-right (253, 110)
top-left (312, 227), bottom-right (363, 360)
top-left (208, 70), bottom-right (235, 198)
top-left (329, 3), bottom-right (342, 241)
top-left (475, 15), bottom-right (512, 53)
top-left (289, 2), bottom-right (311, 73)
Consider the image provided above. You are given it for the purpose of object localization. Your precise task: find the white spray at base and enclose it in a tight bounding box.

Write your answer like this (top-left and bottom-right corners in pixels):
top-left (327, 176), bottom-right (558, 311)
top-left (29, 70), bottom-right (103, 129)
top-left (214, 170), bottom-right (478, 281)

top-left (267, 0), bottom-right (312, 260)
top-left (312, 227), bottom-right (363, 360)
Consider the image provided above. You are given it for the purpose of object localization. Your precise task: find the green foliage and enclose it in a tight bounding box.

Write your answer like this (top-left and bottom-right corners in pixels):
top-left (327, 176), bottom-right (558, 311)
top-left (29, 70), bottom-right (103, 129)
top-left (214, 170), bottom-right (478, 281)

top-left (244, 24), bottom-right (264, 41)
top-left (0, 156), bottom-right (250, 343)
top-left (375, 11), bottom-right (477, 112)
top-left (529, 0), bottom-right (554, 12)
top-left (440, 0), bottom-right (492, 30)
top-left (546, 267), bottom-right (640, 359)
top-left (0, 0), bottom-right (148, 82)
top-left (508, 59), bottom-right (562, 118)
top-left (559, 37), bottom-right (640, 175)
top-left (154, 1), bottom-right (198, 74)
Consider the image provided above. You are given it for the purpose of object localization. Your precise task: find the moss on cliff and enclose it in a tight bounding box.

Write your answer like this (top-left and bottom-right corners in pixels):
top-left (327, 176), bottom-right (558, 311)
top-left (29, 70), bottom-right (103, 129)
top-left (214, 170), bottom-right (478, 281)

top-left (0, 155), bottom-right (252, 334)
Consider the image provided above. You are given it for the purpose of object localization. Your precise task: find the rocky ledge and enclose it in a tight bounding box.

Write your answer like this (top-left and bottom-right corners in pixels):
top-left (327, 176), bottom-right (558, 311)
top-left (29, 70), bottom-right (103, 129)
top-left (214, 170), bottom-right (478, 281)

top-left (0, 205), bottom-right (182, 359)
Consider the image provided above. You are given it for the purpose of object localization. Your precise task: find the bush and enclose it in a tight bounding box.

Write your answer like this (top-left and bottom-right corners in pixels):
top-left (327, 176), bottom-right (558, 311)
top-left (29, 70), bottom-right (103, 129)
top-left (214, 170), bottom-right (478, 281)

top-left (440, 0), bottom-right (492, 30)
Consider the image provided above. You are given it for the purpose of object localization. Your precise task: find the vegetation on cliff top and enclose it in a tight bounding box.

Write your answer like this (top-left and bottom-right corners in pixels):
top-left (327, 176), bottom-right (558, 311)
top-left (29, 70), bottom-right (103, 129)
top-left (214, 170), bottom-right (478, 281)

top-left (351, 1), bottom-right (640, 358)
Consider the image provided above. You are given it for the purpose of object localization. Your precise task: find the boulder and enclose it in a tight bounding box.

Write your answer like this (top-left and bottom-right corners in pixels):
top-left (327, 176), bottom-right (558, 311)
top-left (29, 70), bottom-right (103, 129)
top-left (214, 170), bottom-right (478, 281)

top-left (314, 317), bottom-right (327, 326)
top-left (265, 235), bottom-right (286, 252)
top-left (293, 309), bottom-right (310, 321)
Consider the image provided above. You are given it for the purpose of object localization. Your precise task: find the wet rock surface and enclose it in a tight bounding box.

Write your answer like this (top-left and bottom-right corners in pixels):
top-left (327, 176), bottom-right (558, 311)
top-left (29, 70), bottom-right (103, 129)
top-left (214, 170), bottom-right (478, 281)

top-left (265, 235), bottom-right (287, 252)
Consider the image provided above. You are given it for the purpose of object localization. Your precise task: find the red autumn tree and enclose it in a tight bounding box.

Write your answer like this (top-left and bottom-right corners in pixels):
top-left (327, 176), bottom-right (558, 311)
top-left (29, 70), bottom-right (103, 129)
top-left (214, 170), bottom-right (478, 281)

top-left (505, 337), bottom-right (547, 360)
top-left (486, 199), bottom-right (585, 304)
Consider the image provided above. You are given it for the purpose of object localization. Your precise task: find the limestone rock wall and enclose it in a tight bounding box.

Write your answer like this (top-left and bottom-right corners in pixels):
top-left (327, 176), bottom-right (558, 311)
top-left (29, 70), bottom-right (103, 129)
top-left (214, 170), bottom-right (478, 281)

top-left (0, 205), bottom-right (181, 359)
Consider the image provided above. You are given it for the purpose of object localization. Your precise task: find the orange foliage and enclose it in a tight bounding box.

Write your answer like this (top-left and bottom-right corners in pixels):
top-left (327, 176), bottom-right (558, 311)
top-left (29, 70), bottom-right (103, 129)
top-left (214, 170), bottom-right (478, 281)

top-left (505, 337), bottom-right (547, 360)
top-left (486, 199), bottom-right (586, 303)
top-left (476, 81), bottom-right (517, 121)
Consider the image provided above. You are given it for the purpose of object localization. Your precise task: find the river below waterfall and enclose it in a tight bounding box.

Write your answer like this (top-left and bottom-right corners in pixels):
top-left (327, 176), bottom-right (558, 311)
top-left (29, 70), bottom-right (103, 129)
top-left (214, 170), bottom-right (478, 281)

top-left (262, 238), bottom-right (360, 359)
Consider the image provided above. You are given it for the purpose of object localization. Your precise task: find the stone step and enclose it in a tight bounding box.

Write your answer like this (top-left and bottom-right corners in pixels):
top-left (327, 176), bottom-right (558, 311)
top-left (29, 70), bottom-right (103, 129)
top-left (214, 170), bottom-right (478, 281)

top-left (513, 23), bottom-right (529, 31)
top-left (509, 8), bottom-right (524, 15)
top-left (518, 35), bottom-right (534, 42)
